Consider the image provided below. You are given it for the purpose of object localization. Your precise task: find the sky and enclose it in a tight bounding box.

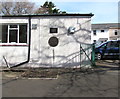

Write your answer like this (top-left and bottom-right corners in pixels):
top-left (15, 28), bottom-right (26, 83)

top-left (3, 0), bottom-right (119, 24)
top-left (32, 0), bottom-right (119, 24)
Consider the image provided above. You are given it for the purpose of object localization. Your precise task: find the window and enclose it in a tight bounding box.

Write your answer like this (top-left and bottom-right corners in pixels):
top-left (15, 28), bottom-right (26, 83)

top-left (101, 44), bottom-right (107, 48)
top-left (93, 40), bottom-right (96, 43)
top-left (114, 30), bottom-right (117, 35)
top-left (93, 30), bottom-right (96, 35)
top-left (9, 25), bottom-right (18, 43)
top-left (50, 28), bottom-right (58, 33)
top-left (1, 24), bottom-right (27, 44)
top-left (10, 25), bottom-right (17, 28)
top-left (9, 30), bottom-right (17, 43)
top-left (1, 25), bottom-right (8, 43)
top-left (32, 24), bottom-right (37, 29)
top-left (101, 30), bottom-right (104, 32)
top-left (19, 25), bottom-right (27, 43)
top-left (107, 41), bottom-right (119, 48)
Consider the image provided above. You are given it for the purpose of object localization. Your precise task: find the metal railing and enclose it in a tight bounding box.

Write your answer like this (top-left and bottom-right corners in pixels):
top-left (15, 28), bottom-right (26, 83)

top-left (63, 43), bottom-right (96, 67)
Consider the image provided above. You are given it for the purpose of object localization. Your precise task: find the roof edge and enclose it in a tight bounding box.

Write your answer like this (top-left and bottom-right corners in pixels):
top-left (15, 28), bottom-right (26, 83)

top-left (0, 13), bottom-right (94, 17)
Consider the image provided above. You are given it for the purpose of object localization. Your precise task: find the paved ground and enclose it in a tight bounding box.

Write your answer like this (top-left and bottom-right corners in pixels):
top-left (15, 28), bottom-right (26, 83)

top-left (1, 60), bottom-right (120, 98)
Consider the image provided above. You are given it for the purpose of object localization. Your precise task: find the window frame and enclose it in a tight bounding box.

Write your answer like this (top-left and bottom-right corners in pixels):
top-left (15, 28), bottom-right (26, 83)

top-left (0, 23), bottom-right (28, 46)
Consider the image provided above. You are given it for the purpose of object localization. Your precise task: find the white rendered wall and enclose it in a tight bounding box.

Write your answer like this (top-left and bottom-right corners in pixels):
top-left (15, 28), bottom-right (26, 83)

top-left (30, 16), bottom-right (92, 67)
top-left (0, 16), bottom-right (92, 68)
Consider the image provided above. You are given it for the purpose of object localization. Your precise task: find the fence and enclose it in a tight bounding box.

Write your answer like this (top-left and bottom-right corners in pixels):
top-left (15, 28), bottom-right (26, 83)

top-left (62, 43), bottom-right (96, 68)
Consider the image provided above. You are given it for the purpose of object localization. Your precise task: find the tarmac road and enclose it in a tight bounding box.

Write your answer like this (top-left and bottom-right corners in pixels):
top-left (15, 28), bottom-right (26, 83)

top-left (1, 60), bottom-right (119, 98)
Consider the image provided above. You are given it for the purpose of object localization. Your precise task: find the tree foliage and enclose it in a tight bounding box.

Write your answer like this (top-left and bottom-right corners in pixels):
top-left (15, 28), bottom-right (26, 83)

top-left (35, 1), bottom-right (66, 14)
top-left (0, 1), bottom-right (66, 15)
top-left (0, 0), bottom-right (35, 15)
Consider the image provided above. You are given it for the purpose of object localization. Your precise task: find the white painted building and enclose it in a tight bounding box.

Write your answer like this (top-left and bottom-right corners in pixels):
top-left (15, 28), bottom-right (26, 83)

top-left (91, 23), bottom-right (120, 45)
top-left (0, 14), bottom-right (94, 68)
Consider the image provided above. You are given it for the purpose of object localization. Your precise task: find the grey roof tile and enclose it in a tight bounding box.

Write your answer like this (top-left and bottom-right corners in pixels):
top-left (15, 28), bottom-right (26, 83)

top-left (92, 23), bottom-right (120, 29)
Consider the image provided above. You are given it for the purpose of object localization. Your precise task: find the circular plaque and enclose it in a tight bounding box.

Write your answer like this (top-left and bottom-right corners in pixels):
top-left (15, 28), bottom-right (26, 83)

top-left (48, 36), bottom-right (59, 47)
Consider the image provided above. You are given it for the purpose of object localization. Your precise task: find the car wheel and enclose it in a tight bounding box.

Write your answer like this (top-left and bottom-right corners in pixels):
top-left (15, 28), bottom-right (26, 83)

top-left (97, 53), bottom-right (102, 60)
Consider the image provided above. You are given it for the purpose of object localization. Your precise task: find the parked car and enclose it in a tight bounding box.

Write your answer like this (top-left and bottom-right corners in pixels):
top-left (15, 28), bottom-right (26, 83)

top-left (95, 40), bottom-right (120, 60)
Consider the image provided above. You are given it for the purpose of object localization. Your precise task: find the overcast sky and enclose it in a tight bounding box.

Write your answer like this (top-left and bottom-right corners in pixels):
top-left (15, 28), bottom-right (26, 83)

top-left (31, 0), bottom-right (119, 24)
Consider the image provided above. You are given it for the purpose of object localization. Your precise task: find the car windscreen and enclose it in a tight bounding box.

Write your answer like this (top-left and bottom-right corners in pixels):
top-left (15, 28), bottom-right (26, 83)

top-left (95, 42), bottom-right (108, 48)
